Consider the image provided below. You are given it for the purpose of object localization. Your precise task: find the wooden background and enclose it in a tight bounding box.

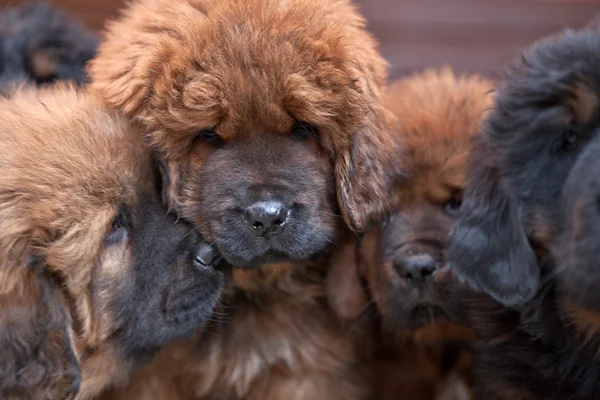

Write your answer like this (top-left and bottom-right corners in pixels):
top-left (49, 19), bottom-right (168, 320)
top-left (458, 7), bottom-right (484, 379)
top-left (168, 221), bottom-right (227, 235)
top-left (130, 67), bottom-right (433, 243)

top-left (2, 0), bottom-right (600, 78)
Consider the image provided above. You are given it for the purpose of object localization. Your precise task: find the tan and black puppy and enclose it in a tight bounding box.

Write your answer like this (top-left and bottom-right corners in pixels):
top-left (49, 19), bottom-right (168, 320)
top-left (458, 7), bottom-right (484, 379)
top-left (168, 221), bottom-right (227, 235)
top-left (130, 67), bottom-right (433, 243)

top-left (0, 85), bottom-right (227, 400)
top-left (88, 0), bottom-right (400, 398)
top-left (328, 68), bottom-right (493, 400)
top-left (447, 22), bottom-right (600, 400)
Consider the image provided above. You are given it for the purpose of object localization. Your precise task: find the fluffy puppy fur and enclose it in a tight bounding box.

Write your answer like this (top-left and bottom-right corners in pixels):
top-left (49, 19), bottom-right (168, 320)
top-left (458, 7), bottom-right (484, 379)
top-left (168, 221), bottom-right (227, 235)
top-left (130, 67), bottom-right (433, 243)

top-left (89, 0), bottom-right (399, 399)
top-left (0, 85), bottom-right (227, 400)
top-left (0, 3), bottom-right (98, 90)
top-left (447, 22), bottom-right (600, 399)
top-left (328, 69), bottom-right (492, 400)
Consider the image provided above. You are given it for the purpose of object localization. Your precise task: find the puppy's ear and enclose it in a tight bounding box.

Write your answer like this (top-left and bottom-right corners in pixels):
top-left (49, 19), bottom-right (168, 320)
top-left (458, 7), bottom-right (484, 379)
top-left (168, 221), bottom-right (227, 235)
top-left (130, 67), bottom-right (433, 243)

top-left (326, 237), bottom-right (368, 321)
top-left (447, 141), bottom-right (539, 308)
top-left (337, 121), bottom-right (402, 232)
top-left (0, 256), bottom-right (80, 399)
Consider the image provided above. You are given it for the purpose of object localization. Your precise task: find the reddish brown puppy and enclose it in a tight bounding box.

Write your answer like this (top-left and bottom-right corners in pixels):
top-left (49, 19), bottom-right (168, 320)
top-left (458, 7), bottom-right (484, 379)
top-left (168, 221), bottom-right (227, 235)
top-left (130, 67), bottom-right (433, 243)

top-left (329, 69), bottom-right (493, 400)
top-left (0, 85), bottom-right (226, 400)
top-left (89, 0), bottom-right (399, 399)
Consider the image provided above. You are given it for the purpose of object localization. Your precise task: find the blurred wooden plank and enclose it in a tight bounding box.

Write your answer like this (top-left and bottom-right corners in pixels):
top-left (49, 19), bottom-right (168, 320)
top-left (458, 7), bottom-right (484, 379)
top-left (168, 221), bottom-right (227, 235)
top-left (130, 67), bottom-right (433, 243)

top-left (1, 0), bottom-right (599, 77)
top-left (357, 0), bottom-right (600, 27)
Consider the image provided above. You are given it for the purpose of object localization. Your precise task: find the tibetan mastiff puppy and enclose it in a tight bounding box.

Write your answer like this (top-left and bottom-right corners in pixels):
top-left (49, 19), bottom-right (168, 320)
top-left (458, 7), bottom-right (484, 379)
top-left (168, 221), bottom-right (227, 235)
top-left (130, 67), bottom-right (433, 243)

top-left (0, 3), bottom-right (98, 90)
top-left (447, 22), bottom-right (600, 399)
top-left (89, 0), bottom-right (399, 399)
top-left (328, 69), bottom-right (492, 400)
top-left (0, 85), bottom-right (226, 400)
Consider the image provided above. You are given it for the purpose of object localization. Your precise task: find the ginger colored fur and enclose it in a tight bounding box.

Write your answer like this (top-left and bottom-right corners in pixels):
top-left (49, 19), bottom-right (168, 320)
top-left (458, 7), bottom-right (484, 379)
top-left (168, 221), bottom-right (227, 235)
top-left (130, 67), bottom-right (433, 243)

top-left (328, 68), bottom-right (494, 400)
top-left (89, 0), bottom-right (400, 232)
top-left (0, 85), bottom-right (224, 399)
top-left (88, 0), bottom-right (400, 399)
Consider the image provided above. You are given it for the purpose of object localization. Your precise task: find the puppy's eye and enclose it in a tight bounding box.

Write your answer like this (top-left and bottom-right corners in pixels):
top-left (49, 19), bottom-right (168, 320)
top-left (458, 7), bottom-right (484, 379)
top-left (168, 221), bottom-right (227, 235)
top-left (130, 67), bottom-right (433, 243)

top-left (291, 121), bottom-right (318, 141)
top-left (194, 128), bottom-right (223, 148)
top-left (560, 132), bottom-right (579, 152)
top-left (445, 191), bottom-right (463, 216)
top-left (105, 207), bottom-right (129, 245)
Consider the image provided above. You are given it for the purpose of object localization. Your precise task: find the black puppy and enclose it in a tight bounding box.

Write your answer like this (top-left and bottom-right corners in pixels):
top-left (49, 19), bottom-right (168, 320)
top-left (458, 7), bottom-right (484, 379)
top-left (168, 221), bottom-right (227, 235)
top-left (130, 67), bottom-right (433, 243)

top-left (0, 2), bottom-right (97, 90)
top-left (448, 22), bottom-right (600, 399)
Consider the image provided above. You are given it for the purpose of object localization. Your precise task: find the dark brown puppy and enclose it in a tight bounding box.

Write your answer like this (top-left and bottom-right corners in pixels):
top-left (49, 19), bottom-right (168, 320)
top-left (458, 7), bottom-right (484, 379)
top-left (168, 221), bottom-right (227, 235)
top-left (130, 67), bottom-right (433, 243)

top-left (88, 0), bottom-right (399, 398)
top-left (0, 85), bottom-right (226, 400)
top-left (447, 22), bottom-right (600, 399)
top-left (329, 69), bottom-right (491, 400)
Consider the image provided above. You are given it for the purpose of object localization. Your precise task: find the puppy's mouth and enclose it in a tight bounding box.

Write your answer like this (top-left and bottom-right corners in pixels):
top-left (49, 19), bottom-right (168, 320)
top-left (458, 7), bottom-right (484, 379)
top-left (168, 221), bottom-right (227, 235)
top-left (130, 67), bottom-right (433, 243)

top-left (209, 212), bottom-right (334, 268)
top-left (408, 304), bottom-right (451, 328)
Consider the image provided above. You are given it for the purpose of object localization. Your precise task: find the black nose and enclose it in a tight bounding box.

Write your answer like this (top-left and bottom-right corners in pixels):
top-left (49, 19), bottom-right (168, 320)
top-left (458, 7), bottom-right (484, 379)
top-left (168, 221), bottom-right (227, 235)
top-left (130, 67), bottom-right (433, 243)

top-left (244, 201), bottom-right (290, 237)
top-left (396, 254), bottom-right (439, 283)
top-left (193, 242), bottom-right (221, 271)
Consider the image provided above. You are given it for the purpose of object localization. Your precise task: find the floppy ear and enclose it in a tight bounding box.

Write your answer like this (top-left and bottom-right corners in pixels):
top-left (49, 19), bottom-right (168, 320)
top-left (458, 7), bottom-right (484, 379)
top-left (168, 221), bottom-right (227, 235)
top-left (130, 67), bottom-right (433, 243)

top-left (326, 236), bottom-right (369, 322)
top-left (337, 121), bottom-right (402, 232)
top-left (447, 141), bottom-right (540, 308)
top-left (0, 256), bottom-right (80, 399)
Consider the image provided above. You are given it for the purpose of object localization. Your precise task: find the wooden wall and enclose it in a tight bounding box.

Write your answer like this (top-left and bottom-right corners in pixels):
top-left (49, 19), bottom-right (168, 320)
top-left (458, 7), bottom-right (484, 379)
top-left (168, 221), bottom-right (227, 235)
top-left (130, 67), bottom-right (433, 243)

top-left (2, 0), bottom-right (600, 78)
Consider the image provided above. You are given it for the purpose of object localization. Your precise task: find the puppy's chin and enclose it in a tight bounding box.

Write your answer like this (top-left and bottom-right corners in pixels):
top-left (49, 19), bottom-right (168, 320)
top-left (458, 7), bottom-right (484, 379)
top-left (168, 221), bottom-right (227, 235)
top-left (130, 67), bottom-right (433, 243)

top-left (164, 265), bottom-right (229, 330)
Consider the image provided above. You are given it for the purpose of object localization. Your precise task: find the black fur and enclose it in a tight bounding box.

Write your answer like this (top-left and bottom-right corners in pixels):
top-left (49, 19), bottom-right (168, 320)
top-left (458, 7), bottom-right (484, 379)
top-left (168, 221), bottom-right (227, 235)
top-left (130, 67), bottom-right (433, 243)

top-left (0, 2), bottom-right (97, 89)
top-left (448, 22), bottom-right (600, 399)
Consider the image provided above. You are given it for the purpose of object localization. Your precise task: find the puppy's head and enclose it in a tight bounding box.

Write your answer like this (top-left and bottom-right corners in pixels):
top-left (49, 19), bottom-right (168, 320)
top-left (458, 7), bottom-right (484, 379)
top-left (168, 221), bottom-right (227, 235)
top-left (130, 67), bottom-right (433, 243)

top-left (0, 3), bottom-right (98, 90)
top-left (329, 69), bottom-right (493, 329)
top-left (554, 135), bottom-right (600, 313)
top-left (0, 86), bottom-right (226, 399)
top-left (89, 0), bottom-right (400, 267)
top-left (448, 23), bottom-right (600, 308)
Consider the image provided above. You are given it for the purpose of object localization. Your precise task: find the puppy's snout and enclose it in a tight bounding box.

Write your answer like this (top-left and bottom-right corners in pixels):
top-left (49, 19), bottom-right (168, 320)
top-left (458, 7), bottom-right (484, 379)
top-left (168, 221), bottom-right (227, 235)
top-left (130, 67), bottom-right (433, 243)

top-left (396, 254), bottom-right (439, 283)
top-left (244, 201), bottom-right (291, 237)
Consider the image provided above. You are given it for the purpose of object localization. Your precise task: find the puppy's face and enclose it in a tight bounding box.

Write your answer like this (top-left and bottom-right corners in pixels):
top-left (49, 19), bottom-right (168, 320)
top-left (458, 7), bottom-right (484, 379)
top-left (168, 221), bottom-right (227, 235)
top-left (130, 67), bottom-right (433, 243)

top-left (89, 0), bottom-right (401, 268)
top-left (358, 70), bottom-right (492, 329)
top-left (448, 24), bottom-right (600, 309)
top-left (0, 3), bottom-right (98, 91)
top-left (191, 135), bottom-right (337, 267)
top-left (0, 87), bottom-right (225, 399)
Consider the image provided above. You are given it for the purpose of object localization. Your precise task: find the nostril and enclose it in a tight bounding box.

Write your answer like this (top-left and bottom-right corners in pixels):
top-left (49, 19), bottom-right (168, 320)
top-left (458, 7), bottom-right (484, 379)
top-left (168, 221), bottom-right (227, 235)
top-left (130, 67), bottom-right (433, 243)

top-left (193, 243), bottom-right (220, 270)
top-left (252, 221), bottom-right (264, 230)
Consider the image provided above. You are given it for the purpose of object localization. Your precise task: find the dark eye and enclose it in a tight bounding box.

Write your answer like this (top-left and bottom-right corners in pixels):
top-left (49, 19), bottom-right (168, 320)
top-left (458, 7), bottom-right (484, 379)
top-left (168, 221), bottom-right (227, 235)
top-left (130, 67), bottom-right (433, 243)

top-left (560, 132), bottom-right (579, 152)
top-left (105, 207), bottom-right (129, 245)
top-left (291, 121), bottom-right (318, 141)
top-left (445, 191), bottom-right (463, 216)
top-left (194, 128), bottom-right (223, 147)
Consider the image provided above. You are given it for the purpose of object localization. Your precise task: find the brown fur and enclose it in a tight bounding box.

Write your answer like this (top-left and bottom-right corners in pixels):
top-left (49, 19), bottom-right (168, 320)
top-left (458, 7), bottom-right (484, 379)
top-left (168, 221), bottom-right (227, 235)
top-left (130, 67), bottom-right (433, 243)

top-left (328, 69), bottom-right (494, 400)
top-left (88, 0), bottom-right (400, 232)
top-left (89, 0), bottom-right (399, 398)
top-left (0, 85), bottom-right (225, 399)
top-left (101, 255), bottom-right (370, 400)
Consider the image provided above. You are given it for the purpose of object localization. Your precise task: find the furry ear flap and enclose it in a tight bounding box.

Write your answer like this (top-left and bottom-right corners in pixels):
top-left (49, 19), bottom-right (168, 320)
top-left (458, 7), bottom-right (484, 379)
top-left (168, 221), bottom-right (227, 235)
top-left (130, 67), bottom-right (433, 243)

top-left (337, 122), bottom-right (402, 232)
top-left (0, 256), bottom-right (80, 399)
top-left (447, 141), bottom-right (540, 308)
top-left (326, 236), bottom-right (368, 322)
